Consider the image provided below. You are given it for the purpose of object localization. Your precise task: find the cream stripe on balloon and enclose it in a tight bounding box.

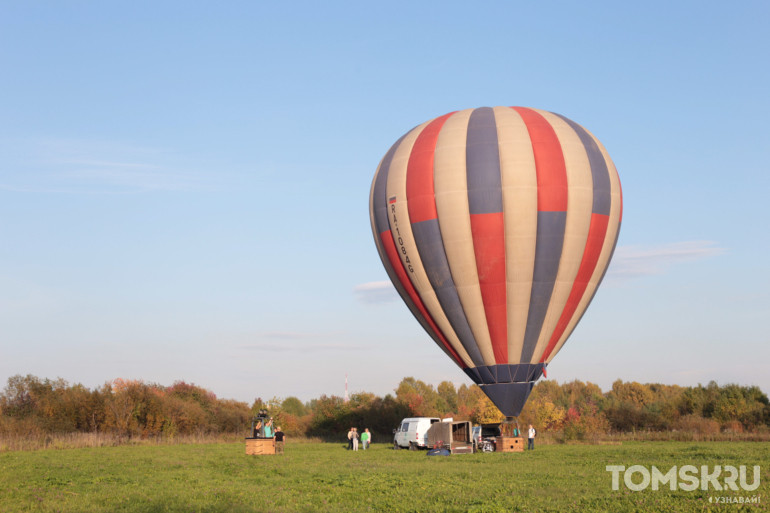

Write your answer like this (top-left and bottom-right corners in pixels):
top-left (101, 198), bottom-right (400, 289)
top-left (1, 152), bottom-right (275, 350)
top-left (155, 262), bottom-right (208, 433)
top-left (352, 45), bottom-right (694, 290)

top-left (385, 120), bottom-right (474, 367)
top-left (530, 109), bottom-right (594, 362)
top-left (494, 106), bottom-right (538, 364)
top-left (433, 109), bottom-right (496, 365)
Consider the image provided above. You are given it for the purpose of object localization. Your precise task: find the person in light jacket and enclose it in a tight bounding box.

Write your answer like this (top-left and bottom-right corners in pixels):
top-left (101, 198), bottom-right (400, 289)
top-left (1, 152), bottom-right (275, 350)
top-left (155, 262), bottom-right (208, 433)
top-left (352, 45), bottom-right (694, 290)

top-left (527, 424), bottom-right (536, 450)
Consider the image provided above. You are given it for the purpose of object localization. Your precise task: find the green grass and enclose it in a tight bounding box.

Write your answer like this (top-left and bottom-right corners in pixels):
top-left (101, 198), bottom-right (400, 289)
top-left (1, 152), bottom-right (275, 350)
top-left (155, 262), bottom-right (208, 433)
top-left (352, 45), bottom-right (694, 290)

top-left (1, 441), bottom-right (767, 512)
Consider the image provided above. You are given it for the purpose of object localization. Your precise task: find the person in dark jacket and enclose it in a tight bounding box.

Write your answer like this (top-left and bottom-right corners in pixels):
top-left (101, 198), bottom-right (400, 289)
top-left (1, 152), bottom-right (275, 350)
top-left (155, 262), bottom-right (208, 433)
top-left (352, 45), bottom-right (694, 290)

top-left (274, 426), bottom-right (285, 454)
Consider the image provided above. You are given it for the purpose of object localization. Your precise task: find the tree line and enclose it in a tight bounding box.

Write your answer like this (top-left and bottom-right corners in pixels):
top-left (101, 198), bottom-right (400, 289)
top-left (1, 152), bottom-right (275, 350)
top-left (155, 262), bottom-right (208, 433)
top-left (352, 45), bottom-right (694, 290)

top-left (1, 374), bottom-right (768, 443)
top-left (0, 375), bottom-right (249, 439)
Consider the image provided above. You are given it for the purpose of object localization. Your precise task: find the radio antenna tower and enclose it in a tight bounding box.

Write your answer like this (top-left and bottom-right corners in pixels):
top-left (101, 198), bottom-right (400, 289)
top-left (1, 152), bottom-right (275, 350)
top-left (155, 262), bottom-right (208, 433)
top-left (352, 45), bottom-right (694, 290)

top-left (344, 373), bottom-right (349, 403)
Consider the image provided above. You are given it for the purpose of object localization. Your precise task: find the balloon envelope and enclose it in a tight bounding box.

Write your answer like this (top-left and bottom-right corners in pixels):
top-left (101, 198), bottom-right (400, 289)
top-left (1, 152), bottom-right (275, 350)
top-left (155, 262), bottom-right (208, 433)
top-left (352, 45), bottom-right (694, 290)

top-left (369, 106), bottom-right (622, 416)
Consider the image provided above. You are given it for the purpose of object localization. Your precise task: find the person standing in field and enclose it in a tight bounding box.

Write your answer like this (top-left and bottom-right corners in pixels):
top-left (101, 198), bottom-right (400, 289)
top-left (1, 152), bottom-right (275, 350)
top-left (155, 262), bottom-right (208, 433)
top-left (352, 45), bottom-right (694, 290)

top-left (274, 426), bottom-right (285, 454)
top-left (352, 427), bottom-right (359, 451)
top-left (359, 428), bottom-right (368, 450)
top-left (527, 424), bottom-right (536, 450)
top-left (347, 427), bottom-right (354, 450)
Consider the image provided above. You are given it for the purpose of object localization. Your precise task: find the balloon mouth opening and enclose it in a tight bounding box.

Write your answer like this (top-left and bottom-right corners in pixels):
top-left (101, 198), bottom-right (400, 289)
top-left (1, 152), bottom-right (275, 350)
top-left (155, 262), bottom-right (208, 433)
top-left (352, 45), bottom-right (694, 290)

top-left (479, 381), bottom-right (536, 418)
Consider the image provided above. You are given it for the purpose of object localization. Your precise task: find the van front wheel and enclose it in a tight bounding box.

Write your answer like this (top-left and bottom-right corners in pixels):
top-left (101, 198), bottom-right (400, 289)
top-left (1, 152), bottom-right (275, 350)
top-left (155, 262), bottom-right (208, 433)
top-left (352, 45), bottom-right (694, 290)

top-left (393, 442), bottom-right (400, 450)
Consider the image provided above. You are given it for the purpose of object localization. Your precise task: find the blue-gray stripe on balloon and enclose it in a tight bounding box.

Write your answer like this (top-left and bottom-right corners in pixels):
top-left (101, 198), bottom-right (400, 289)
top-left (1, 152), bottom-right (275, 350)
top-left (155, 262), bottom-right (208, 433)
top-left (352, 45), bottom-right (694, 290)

top-left (519, 211), bottom-right (567, 363)
top-left (466, 107), bottom-right (503, 215)
top-left (372, 138), bottom-right (403, 233)
top-left (410, 218), bottom-right (485, 367)
top-left (370, 137), bottom-right (459, 365)
top-left (553, 113), bottom-right (611, 216)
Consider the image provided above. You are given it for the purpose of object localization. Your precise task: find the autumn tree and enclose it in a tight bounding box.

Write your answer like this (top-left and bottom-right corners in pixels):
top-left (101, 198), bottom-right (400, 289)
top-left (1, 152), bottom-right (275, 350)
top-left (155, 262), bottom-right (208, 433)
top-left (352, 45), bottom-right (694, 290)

top-left (395, 377), bottom-right (443, 417)
top-left (281, 397), bottom-right (308, 417)
top-left (437, 381), bottom-right (458, 414)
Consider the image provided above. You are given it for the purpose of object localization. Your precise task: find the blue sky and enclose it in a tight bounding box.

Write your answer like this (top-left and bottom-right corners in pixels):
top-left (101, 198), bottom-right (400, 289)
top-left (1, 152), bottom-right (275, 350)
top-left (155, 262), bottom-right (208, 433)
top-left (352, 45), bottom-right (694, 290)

top-left (1, 1), bottom-right (768, 404)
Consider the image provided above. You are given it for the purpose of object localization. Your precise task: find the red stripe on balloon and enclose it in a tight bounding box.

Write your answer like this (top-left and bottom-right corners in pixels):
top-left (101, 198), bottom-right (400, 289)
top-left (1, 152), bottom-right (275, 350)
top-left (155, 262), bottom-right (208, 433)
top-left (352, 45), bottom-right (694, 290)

top-left (406, 113), bottom-right (455, 224)
top-left (540, 213), bottom-right (610, 362)
top-left (470, 212), bottom-right (508, 364)
top-left (379, 230), bottom-right (465, 367)
top-left (512, 107), bottom-right (568, 212)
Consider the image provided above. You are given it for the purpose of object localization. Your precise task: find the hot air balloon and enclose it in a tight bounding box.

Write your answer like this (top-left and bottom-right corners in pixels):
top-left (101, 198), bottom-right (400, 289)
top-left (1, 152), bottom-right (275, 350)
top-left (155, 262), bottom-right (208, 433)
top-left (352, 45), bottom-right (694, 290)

top-left (369, 106), bottom-right (622, 421)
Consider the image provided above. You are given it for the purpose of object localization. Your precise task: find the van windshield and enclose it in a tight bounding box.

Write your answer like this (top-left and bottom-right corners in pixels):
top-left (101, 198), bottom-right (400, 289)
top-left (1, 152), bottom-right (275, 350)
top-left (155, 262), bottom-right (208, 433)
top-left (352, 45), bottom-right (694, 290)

top-left (400, 423), bottom-right (410, 432)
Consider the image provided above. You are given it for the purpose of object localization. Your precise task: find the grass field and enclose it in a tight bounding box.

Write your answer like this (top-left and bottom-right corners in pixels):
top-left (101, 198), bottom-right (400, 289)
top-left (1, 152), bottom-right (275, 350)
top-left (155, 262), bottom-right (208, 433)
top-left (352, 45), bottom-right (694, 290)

top-left (0, 441), bottom-right (767, 512)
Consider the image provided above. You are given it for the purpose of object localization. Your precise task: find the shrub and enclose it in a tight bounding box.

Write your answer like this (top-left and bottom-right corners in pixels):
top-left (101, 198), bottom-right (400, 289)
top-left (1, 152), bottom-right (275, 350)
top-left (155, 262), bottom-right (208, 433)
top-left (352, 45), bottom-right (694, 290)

top-left (674, 415), bottom-right (720, 435)
top-left (721, 420), bottom-right (743, 434)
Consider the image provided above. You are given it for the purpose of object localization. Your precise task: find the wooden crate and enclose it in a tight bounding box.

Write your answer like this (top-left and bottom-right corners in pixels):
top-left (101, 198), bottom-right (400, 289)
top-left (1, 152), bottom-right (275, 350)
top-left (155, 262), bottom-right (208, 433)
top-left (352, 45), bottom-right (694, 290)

top-left (495, 436), bottom-right (524, 452)
top-left (245, 438), bottom-right (275, 455)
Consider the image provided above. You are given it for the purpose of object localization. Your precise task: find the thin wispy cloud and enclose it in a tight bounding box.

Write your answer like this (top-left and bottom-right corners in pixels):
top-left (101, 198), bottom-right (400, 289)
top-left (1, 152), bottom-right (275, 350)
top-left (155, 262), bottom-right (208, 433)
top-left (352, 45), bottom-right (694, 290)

top-left (354, 281), bottom-right (397, 304)
top-left (0, 137), bottom-right (211, 193)
top-left (74, 168), bottom-right (199, 192)
top-left (608, 241), bottom-right (725, 280)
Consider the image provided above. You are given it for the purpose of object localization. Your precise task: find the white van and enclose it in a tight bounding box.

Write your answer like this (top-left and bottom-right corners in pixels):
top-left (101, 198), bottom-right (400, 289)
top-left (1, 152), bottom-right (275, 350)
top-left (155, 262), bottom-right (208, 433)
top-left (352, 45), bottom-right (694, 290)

top-left (393, 417), bottom-right (440, 450)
